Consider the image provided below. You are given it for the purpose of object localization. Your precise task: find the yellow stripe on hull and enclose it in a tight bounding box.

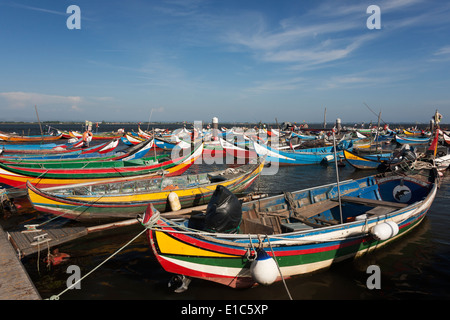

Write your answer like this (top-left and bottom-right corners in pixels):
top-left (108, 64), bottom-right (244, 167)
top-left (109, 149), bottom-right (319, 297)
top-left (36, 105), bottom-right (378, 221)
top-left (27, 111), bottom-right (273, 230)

top-left (344, 150), bottom-right (366, 161)
top-left (65, 180), bottom-right (236, 203)
top-left (0, 160), bottom-right (192, 188)
top-left (154, 231), bottom-right (236, 258)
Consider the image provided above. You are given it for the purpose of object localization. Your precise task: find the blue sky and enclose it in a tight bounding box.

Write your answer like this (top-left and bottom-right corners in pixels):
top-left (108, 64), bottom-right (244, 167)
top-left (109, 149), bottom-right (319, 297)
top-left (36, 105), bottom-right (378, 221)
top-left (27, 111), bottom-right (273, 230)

top-left (0, 0), bottom-right (449, 124)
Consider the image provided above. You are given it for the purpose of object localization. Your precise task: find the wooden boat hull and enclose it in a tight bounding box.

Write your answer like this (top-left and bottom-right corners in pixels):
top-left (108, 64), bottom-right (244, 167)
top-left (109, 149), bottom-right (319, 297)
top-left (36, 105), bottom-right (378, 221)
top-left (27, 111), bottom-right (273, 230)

top-left (144, 169), bottom-right (438, 289)
top-left (0, 139), bottom-right (152, 162)
top-left (0, 144), bottom-right (202, 188)
top-left (26, 161), bottom-right (264, 221)
top-left (343, 149), bottom-right (395, 170)
top-left (0, 138), bottom-right (119, 157)
top-left (69, 130), bottom-right (122, 140)
top-left (220, 138), bottom-right (257, 160)
top-left (154, 137), bottom-right (191, 151)
top-left (121, 133), bottom-right (146, 146)
top-left (395, 135), bottom-right (430, 145)
top-left (253, 140), bottom-right (353, 165)
top-left (0, 132), bottom-right (63, 142)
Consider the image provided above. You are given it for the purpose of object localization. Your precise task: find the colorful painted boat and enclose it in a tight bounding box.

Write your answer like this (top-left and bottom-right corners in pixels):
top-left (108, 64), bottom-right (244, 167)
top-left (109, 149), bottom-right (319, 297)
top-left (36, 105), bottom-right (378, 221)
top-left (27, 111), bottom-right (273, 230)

top-left (290, 132), bottom-right (318, 140)
top-left (435, 154), bottom-right (450, 172)
top-left (0, 139), bottom-right (152, 163)
top-left (69, 130), bottom-right (123, 140)
top-left (202, 141), bottom-right (226, 158)
top-left (142, 167), bottom-right (438, 290)
top-left (138, 127), bottom-right (152, 140)
top-left (220, 138), bottom-right (257, 160)
top-left (0, 143), bottom-right (202, 188)
top-left (2, 139), bottom-right (119, 160)
top-left (121, 133), bottom-right (146, 146)
top-left (344, 149), bottom-right (408, 170)
top-left (403, 129), bottom-right (429, 136)
top-left (0, 138), bottom-right (83, 153)
top-left (26, 160), bottom-right (264, 221)
top-left (0, 139), bottom-right (156, 165)
top-left (0, 132), bottom-right (63, 142)
top-left (0, 137), bottom-right (120, 155)
top-left (395, 135), bottom-right (431, 145)
top-left (154, 137), bottom-right (190, 151)
top-left (440, 130), bottom-right (450, 145)
top-left (253, 140), bottom-right (353, 165)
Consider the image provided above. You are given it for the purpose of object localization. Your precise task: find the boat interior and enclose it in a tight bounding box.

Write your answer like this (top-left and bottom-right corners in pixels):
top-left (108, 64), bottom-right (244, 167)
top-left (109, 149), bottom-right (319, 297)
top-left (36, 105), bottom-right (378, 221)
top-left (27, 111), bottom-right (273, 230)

top-left (49, 163), bottom-right (257, 196)
top-left (187, 171), bottom-right (433, 235)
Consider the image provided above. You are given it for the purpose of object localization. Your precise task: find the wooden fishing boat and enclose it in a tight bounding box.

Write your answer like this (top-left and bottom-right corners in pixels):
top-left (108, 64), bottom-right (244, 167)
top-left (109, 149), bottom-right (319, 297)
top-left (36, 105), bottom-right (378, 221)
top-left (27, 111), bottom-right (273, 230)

top-left (0, 139), bottom-right (156, 165)
top-left (220, 138), bottom-right (257, 160)
top-left (0, 143), bottom-right (202, 188)
top-left (0, 139), bottom-right (120, 159)
top-left (0, 139), bottom-right (83, 153)
top-left (154, 137), bottom-right (190, 150)
top-left (395, 135), bottom-right (431, 145)
top-left (26, 160), bottom-right (264, 221)
top-left (343, 149), bottom-right (415, 170)
top-left (0, 131), bottom-right (63, 142)
top-left (70, 130), bottom-right (123, 140)
top-left (253, 140), bottom-right (353, 165)
top-left (203, 141), bottom-right (226, 158)
top-left (137, 127), bottom-right (152, 140)
top-left (0, 137), bottom-right (119, 155)
top-left (121, 133), bottom-right (146, 146)
top-left (403, 129), bottom-right (429, 136)
top-left (290, 132), bottom-right (318, 140)
top-left (435, 154), bottom-right (450, 172)
top-left (0, 139), bottom-right (151, 162)
top-left (441, 130), bottom-right (450, 145)
top-left (142, 167), bottom-right (438, 290)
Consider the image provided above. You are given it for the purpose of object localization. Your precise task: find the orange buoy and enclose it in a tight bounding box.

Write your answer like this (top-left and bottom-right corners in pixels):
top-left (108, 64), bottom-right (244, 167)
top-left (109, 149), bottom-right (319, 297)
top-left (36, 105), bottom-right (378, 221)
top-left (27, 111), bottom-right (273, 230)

top-left (45, 249), bottom-right (70, 266)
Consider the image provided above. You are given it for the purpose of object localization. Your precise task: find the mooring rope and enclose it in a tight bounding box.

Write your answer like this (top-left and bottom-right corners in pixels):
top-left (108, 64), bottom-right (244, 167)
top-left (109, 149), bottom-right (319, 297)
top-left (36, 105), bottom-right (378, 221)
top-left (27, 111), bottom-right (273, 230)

top-left (266, 235), bottom-right (293, 300)
top-left (48, 226), bottom-right (147, 300)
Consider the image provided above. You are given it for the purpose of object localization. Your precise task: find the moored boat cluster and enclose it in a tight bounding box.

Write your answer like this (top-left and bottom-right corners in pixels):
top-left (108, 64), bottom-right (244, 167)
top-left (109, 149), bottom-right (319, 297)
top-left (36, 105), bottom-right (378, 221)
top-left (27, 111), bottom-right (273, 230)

top-left (0, 114), bottom-right (449, 294)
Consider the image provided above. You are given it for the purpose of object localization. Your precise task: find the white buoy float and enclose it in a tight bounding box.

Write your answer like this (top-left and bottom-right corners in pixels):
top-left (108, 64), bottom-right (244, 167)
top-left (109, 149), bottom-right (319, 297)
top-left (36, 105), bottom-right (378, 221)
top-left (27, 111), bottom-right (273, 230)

top-left (371, 221), bottom-right (399, 241)
top-left (250, 249), bottom-right (279, 285)
top-left (168, 192), bottom-right (181, 211)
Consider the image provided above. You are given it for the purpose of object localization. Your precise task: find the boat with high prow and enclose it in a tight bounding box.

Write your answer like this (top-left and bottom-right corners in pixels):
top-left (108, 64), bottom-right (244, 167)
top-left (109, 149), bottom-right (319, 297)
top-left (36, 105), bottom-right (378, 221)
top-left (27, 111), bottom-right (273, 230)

top-left (141, 164), bottom-right (438, 291)
top-left (0, 143), bottom-right (203, 188)
top-left (26, 160), bottom-right (264, 221)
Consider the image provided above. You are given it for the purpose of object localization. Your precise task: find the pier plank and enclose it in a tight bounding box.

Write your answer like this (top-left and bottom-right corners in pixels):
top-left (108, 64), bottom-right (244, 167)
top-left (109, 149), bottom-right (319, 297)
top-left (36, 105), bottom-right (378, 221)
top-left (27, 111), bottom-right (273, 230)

top-left (0, 226), bottom-right (41, 300)
top-left (7, 225), bottom-right (88, 257)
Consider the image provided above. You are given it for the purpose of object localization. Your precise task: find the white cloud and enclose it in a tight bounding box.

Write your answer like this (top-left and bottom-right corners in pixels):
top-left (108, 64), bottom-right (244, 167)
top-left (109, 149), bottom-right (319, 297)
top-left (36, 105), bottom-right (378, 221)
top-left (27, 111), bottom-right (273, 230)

top-left (223, 6), bottom-right (378, 72)
top-left (242, 77), bottom-right (305, 95)
top-left (434, 46), bottom-right (450, 56)
top-left (0, 92), bottom-right (83, 109)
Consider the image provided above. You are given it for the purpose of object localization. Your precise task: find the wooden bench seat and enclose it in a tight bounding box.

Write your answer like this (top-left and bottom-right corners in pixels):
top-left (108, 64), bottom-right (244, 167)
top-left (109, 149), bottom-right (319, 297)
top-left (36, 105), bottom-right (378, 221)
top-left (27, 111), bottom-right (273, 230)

top-left (292, 199), bottom-right (340, 219)
top-left (365, 206), bottom-right (396, 216)
top-left (336, 196), bottom-right (408, 208)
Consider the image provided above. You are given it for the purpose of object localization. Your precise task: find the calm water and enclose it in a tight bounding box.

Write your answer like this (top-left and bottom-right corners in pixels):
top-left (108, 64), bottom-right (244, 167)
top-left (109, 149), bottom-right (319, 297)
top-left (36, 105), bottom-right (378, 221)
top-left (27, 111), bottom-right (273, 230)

top-left (1, 123), bottom-right (449, 301)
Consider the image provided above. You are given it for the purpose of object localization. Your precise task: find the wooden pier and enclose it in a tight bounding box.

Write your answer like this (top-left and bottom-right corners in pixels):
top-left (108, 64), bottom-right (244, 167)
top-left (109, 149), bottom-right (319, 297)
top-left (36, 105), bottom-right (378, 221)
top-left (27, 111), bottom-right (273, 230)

top-left (0, 218), bottom-right (141, 300)
top-left (7, 224), bottom-right (89, 258)
top-left (0, 225), bottom-right (41, 300)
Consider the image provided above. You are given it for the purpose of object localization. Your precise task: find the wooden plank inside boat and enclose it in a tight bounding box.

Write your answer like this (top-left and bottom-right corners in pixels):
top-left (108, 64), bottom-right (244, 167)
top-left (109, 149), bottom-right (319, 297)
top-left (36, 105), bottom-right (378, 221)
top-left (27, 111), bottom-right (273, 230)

top-left (293, 199), bottom-right (340, 219)
top-left (337, 196), bottom-right (408, 208)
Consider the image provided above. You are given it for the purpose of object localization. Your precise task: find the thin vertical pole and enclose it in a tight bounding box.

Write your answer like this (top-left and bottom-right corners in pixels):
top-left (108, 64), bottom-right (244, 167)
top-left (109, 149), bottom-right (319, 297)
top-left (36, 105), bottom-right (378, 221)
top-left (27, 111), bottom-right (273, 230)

top-left (332, 129), bottom-right (343, 224)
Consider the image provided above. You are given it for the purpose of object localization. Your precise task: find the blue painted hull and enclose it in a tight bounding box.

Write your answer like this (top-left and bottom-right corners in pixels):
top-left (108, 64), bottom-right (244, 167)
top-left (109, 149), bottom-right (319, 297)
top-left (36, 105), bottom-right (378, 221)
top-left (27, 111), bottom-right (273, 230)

top-left (344, 149), bottom-right (396, 170)
top-left (253, 140), bottom-right (353, 165)
top-left (395, 135), bottom-right (430, 145)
